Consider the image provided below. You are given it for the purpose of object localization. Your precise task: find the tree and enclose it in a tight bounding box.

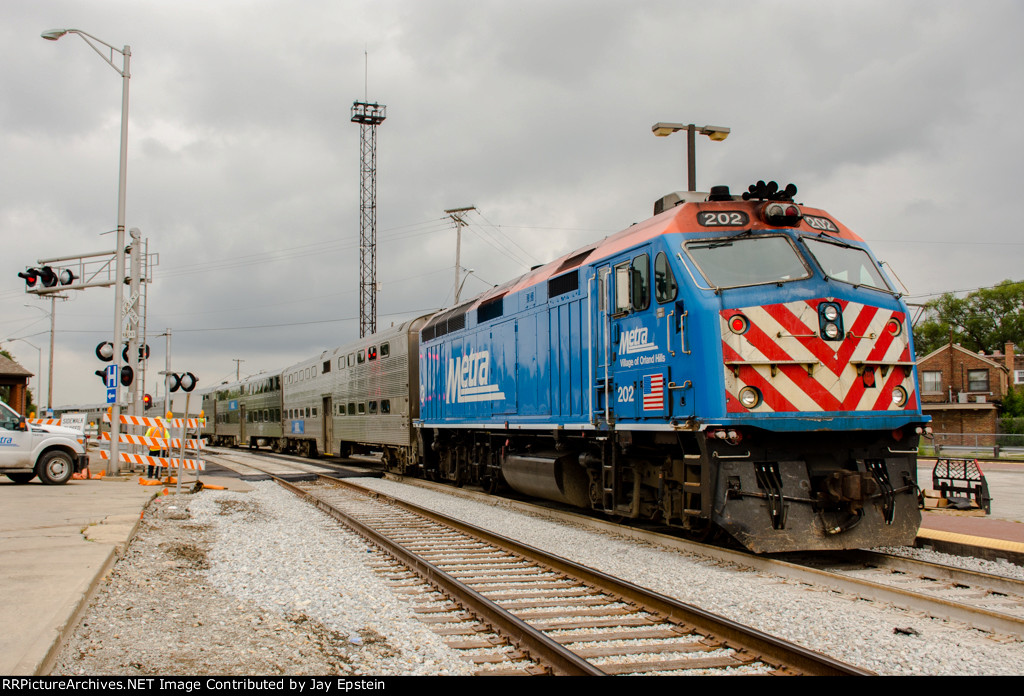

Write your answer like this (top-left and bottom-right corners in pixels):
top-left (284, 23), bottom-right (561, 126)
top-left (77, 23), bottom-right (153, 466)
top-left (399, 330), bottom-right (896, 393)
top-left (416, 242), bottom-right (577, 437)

top-left (913, 280), bottom-right (1024, 356)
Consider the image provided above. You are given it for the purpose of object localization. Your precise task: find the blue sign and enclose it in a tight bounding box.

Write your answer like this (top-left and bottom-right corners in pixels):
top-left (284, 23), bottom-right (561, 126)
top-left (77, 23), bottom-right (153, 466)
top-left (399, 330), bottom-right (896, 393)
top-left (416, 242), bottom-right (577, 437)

top-left (228, 400), bottom-right (239, 411)
top-left (290, 420), bottom-right (304, 434)
top-left (106, 387), bottom-right (117, 404)
top-left (105, 364), bottom-right (118, 389)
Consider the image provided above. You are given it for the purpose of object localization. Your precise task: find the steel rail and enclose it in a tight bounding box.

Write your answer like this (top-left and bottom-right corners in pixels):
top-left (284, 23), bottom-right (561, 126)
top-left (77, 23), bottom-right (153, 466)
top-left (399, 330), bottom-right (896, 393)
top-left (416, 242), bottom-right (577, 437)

top-left (304, 474), bottom-right (871, 676)
top-left (385, 472), bottom-right (1024, 639)
top-left (275, 476), bottom-right (604, 676)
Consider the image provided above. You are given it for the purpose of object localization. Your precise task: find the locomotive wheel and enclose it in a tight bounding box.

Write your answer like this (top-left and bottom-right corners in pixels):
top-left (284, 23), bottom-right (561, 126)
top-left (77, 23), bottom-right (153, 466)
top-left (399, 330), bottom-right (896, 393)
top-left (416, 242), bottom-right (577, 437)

top-left (270, 439), bottom-right (283, 454)
top-left (297, 440), bottom-right (310, 457)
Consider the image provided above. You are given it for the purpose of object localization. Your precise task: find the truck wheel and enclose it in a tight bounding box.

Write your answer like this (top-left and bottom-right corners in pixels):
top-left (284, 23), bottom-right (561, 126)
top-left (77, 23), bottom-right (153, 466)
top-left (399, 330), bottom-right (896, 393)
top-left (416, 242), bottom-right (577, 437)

top-left (37, 451), bottom-right (74, 485)
top-left (6, 472), bottom-right (35, 484)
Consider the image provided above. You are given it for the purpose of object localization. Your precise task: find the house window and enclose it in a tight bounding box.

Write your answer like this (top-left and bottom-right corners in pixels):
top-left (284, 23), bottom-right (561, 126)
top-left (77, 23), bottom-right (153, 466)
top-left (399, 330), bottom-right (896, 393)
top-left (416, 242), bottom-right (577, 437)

top-left (922, 371), bottom-right (942, 393)
top-left (967, 369), bottom-right (989, 392)
top-left (1015, 369), bottom-right (1024, 385)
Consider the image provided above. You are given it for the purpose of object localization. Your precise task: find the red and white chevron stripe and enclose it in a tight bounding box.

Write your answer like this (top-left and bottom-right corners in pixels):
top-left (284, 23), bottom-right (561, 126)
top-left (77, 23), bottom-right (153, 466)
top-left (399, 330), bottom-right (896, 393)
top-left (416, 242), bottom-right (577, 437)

top-left (721, 299), bottom-right (917, 414)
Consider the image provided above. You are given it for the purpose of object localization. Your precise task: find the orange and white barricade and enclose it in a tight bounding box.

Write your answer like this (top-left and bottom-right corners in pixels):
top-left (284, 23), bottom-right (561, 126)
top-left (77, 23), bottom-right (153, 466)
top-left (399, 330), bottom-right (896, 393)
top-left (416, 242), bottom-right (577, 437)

top-left (100, 414), bottom-right (205, 472)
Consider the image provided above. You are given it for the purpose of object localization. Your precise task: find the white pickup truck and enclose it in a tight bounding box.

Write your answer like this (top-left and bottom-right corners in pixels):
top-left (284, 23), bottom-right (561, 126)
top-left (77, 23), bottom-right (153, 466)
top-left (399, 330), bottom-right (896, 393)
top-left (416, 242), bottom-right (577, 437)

top-left (0, 400), bottom-right (89, 484)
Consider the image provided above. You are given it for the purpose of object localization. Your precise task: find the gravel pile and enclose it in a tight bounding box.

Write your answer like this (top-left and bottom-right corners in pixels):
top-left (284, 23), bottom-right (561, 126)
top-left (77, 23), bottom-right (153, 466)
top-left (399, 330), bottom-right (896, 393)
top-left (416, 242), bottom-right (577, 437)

top-left (52, 477), bottom-right (1024, 676)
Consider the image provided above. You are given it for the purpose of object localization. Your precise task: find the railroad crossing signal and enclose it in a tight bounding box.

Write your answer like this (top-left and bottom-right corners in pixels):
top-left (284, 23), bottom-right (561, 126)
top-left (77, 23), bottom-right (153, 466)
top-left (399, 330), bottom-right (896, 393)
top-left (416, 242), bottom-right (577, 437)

top-left (168, 372), bottom-right (198, 393)
top-left (18, 266), bottom-right (76, 290)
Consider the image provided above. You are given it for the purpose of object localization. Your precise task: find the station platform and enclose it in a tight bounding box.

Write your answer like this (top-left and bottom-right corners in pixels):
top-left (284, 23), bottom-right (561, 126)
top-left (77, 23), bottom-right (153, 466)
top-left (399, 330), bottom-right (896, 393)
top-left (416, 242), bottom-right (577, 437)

top-left (0, 462), bottom-right (250, 676)
top-left (0, 461), bottom-right (1021, 676)
top-left (919, 512), bottom-right (1024, 563)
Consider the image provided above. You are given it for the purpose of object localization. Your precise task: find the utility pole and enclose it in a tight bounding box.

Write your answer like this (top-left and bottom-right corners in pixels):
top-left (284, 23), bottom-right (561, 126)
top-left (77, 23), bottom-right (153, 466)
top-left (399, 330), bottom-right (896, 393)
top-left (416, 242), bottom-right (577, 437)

top-left (445, 206), bottom-right (475, 304)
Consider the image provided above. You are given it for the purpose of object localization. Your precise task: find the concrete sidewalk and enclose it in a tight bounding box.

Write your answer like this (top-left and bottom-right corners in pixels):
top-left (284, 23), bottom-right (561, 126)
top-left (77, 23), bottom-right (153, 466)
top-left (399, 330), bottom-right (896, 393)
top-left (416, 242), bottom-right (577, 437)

top-left (0, 466), bottom-right (250, 675)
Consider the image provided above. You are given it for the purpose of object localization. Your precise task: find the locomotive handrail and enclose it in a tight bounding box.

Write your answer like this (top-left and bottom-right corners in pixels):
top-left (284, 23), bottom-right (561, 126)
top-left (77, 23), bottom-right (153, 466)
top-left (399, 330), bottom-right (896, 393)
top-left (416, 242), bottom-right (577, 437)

top-left (725, 359), bottom-right (820, 377)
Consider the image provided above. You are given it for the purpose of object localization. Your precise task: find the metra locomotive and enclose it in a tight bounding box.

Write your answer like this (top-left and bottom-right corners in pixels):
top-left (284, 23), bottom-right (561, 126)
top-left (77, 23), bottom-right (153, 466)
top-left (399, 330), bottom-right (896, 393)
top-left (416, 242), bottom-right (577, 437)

top-left (202, 181), bottom-right (929, 553)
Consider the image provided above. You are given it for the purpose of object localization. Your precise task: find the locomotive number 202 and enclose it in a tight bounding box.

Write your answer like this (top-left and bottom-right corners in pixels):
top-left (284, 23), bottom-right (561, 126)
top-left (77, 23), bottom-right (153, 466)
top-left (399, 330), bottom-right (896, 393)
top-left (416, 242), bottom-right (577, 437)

top-left (698, 211), bottom-right (749, 227)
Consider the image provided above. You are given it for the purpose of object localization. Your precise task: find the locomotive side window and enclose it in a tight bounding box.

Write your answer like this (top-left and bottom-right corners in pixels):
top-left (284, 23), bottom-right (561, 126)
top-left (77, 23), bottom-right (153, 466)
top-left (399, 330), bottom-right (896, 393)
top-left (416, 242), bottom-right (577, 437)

top-left (614, 263), bottom-right (631, 314)
top-left (654, 251), bottom-right (677, 303)
top-left (381, 399), bottom-right (391, 414)
top-left (348, 403), bottom-right (355, 415)
top-left (357, 350), bottom-right (365, 364)
top-left (685, 235), bottom-right (810, 289)
top-left (380, 342), bottom-right (390, 358)
top-left (369, 401), bottom-right (378, 414)
top-left (631, 254), bottom-right (650, 311)
top-left (802, 237), bottom-right (892, 292)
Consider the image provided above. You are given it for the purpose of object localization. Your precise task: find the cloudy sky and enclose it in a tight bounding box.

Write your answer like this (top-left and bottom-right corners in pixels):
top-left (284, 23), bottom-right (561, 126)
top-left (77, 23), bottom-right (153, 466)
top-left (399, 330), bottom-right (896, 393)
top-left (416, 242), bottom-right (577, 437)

top-left (1, 0), bottom-right (1022, 410)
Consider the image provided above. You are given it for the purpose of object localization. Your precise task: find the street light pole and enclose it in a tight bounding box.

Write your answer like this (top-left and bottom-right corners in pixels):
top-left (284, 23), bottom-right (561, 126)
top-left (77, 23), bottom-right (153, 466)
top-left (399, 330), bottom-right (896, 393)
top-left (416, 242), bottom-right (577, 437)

top-left (43, 28), bottom-right (131, 475)
top-left (24, 297), bottom-right (65, 409)
top-left (652, 122), bottom-right (730, 192)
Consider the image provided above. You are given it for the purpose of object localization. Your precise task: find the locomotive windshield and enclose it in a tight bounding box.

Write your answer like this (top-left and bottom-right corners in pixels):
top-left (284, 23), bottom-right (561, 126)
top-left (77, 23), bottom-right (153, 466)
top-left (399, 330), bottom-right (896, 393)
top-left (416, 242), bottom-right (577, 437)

top-left (802, 236), bottom-right (892, 292)
top-left (684, 234), bottom-right (810, 289)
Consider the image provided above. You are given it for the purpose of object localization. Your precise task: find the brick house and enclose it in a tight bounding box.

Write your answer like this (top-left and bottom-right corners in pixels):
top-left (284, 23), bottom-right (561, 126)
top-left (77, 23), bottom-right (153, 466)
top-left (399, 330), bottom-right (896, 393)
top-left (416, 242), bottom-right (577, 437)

top-left (916, 342), bottom-right (1017, 445)
top-left (0, 354), bottom-right (34, 414)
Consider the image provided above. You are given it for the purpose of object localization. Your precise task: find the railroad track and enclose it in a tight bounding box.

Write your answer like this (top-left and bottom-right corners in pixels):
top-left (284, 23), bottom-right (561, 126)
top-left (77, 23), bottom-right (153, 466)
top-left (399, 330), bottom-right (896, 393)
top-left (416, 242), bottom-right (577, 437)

top-left (778, 549), bottom-right (1024, 638)
top-left (206, 449), bottom-right (1024, 644)
top-left (278, 475), bottom-right (868, 676)
top-left (204, 446), bottom-right (379, 479)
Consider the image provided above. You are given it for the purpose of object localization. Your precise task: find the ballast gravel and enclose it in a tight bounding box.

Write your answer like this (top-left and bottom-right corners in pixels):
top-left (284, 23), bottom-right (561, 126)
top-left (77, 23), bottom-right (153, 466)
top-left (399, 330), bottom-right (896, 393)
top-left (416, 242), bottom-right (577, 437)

top-left (51, 482), bottom-right (475, 676)
top-left (51, 478), bottom-right (1024, 676)
top-left (352, 477), bottom-right (1024, 677)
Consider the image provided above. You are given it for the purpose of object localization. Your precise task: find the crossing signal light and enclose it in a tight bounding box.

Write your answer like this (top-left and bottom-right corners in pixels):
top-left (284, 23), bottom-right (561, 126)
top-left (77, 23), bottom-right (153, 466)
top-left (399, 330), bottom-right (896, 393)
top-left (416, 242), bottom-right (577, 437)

top-left (38, 266), bottom-right (58, 288)
top-left (169, 372), bottom-right (197, 393)
top-left (96, 342), bottom-right (115, 362)
top-left (123, 343), bottom-right (150, 361)
top-left (94, 369), bottom-right (107, 384)
top-left (18, 269), bottom-right (39, 288)
top-left (143, 394), bottom-right (153, 409)
top-left (120, 365), bottom-right (134, 387)
top-left (57, 268), bottom-right (76, 285)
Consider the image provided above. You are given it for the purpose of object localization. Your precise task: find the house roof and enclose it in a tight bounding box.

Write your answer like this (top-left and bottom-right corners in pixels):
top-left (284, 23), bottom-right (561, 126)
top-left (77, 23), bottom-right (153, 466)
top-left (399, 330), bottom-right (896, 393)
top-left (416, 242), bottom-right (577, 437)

top-left (916, 343), bottom-right (1008, 373)
top-left (0, 354), bottom-right (33, 378)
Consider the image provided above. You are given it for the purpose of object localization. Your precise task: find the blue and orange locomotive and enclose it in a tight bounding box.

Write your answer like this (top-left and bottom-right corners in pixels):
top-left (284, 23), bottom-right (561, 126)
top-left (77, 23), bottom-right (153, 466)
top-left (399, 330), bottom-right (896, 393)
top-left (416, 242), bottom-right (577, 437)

top-left (416, 181), bottom-right (928, 552)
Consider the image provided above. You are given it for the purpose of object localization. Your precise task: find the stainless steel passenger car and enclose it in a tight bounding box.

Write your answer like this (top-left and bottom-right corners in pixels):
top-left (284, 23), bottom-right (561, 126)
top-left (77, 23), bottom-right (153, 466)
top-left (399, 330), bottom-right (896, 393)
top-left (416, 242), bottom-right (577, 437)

top-left (201, 373), bottom-right (283, 449)
top-left (280, 316), bottom-right (429, 461)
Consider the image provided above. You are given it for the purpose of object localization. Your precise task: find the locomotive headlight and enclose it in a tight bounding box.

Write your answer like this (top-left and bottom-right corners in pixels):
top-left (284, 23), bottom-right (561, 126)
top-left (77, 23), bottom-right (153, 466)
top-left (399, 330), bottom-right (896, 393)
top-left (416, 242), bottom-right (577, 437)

top-left (822, 305), bottom-right (839, 322)
top-left (891, 386), bottom-right (908, 407)
top-left (760, 202), bottom-right (803, 227)
top-left (822, 322), bottom-right (841, 340)
top-left (738, 386), bottom-right (762, 409)
top-left (885, 318), bottom-right (903, 337)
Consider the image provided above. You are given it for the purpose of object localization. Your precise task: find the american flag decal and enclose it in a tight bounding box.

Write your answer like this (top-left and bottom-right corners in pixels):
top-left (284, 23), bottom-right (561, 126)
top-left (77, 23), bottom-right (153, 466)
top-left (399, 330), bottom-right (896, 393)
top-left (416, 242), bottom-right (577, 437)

top-left (643, 373), bottom-right (665, 411)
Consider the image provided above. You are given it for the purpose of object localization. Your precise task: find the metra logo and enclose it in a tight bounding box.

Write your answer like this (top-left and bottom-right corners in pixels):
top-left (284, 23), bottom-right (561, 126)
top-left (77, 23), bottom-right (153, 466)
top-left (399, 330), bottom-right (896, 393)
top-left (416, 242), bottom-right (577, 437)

top-left (0, 436), bottom-right (14, 446)
top-left (620, 327), bottom-right (657, 355)
top-left (446, 351), bottom-right (506, 404)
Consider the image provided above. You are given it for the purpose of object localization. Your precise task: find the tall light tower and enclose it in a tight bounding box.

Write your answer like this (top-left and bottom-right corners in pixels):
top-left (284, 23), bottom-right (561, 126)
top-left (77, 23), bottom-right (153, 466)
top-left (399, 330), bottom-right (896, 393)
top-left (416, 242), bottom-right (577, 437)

top-left (351, 100), bottom-right (386, 338)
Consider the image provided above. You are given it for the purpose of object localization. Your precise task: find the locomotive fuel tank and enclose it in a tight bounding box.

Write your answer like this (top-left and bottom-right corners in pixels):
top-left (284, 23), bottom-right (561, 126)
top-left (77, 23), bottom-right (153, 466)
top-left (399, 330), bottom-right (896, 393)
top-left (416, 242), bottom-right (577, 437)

top-left (500, 450), bottom-right (591, 508)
